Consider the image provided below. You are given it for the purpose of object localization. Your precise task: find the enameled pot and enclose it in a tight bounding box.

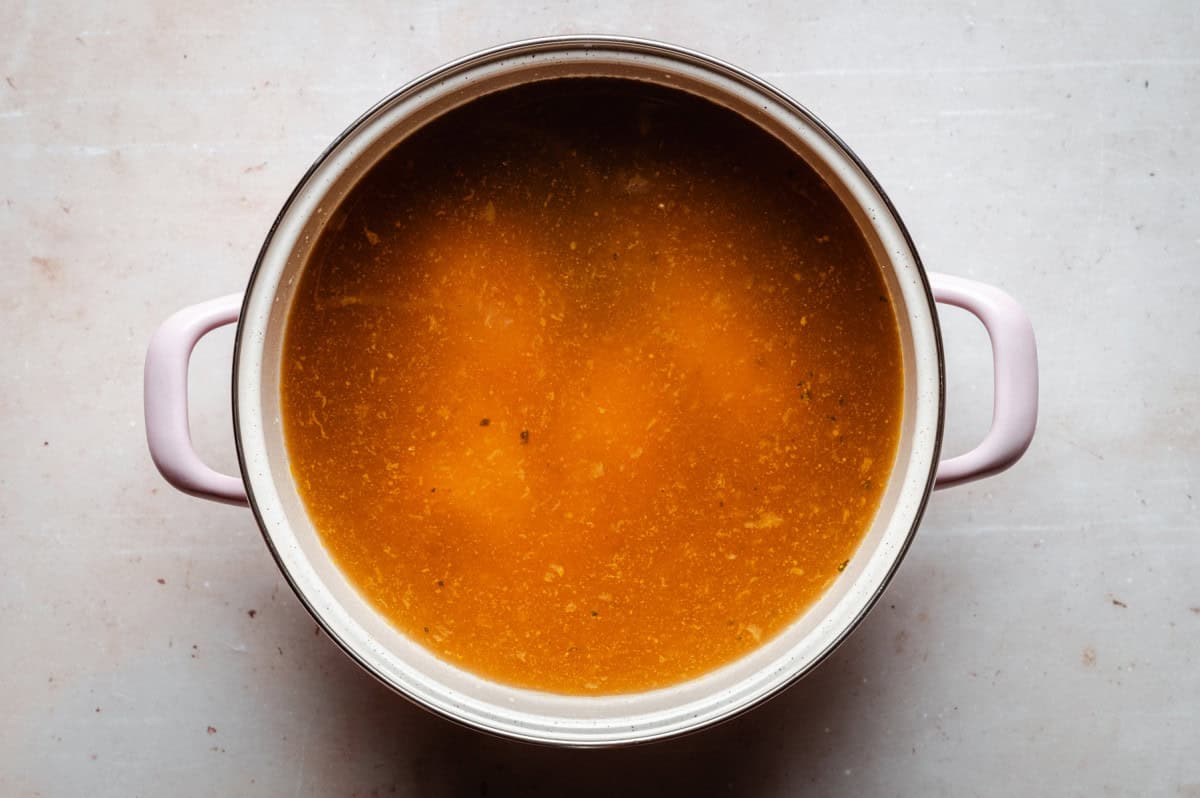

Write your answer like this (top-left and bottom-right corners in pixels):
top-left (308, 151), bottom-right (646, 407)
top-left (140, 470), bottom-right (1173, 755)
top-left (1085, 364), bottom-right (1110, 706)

top-left (143, 36), bottom-right (1038, 746)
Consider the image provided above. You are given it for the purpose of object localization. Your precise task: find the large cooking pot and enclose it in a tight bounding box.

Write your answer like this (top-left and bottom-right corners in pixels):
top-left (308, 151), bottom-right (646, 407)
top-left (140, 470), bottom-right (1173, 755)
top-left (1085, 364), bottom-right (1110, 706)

top-left (143, 36), bottom-right (1038, 746)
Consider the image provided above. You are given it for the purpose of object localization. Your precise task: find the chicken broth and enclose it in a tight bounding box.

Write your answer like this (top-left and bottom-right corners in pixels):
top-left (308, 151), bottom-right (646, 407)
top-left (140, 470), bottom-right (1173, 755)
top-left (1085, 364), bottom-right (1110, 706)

top-left (281, 79), bottom-right (903, 694)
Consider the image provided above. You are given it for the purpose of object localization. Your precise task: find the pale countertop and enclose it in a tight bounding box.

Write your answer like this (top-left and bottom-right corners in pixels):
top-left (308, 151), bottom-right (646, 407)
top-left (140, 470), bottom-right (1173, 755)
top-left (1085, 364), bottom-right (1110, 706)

top-left (2, 2), bottom-right (1197, 796)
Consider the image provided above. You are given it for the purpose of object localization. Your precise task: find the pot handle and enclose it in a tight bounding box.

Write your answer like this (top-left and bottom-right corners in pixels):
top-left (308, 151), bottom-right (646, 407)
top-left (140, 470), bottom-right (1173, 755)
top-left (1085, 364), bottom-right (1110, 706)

top-left (929, 272), bottom-right (1038, 489)
top-left (144, 294), bottom-right (249, 505)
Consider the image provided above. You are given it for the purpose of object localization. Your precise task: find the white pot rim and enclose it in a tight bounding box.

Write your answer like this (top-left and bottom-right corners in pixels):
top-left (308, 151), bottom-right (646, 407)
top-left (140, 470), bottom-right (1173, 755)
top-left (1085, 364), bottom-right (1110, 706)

top-left (229, 35), bottom-right (945, 747)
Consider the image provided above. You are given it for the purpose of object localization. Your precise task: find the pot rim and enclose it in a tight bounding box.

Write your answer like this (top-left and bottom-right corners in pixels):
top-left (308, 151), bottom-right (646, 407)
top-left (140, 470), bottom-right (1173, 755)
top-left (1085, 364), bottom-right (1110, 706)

top-left (231, 34), bottom-right (945, 747)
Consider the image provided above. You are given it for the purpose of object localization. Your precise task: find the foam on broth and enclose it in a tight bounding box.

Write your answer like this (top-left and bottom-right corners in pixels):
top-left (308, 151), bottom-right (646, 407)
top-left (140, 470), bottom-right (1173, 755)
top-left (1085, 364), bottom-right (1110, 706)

top-left (281, 78), bottom-right (902, 694)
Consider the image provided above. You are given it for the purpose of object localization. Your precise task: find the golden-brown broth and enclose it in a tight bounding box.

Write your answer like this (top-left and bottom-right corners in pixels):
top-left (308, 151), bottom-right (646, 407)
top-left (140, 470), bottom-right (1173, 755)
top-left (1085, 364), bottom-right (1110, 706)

top-left (281, 79), bottom-right (903, 694)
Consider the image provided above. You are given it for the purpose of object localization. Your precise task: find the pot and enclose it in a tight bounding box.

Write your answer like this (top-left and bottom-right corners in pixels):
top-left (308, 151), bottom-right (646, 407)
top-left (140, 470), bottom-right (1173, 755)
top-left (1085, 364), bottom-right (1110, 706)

top-left (143, 36), bottom-right (1038, 746)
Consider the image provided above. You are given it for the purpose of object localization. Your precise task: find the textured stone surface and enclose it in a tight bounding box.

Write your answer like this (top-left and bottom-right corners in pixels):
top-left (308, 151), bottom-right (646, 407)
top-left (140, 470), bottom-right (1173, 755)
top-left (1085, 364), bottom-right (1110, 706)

top-left (1, 2), bottom-right (1196, 795)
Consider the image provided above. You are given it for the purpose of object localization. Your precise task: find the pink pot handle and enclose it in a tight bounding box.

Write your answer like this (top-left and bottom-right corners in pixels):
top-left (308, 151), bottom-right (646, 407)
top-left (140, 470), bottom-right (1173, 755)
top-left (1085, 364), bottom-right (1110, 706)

top-left (144, 294), bottom-right (249, 505)
top-left (929, 272), bottom-right (1038, 489)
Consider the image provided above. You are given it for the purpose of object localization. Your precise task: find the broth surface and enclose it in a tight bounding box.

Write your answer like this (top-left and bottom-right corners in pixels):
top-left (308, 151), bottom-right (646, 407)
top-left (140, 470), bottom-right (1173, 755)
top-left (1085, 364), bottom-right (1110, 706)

top-left (281, 79), bottom-right (903, 694)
